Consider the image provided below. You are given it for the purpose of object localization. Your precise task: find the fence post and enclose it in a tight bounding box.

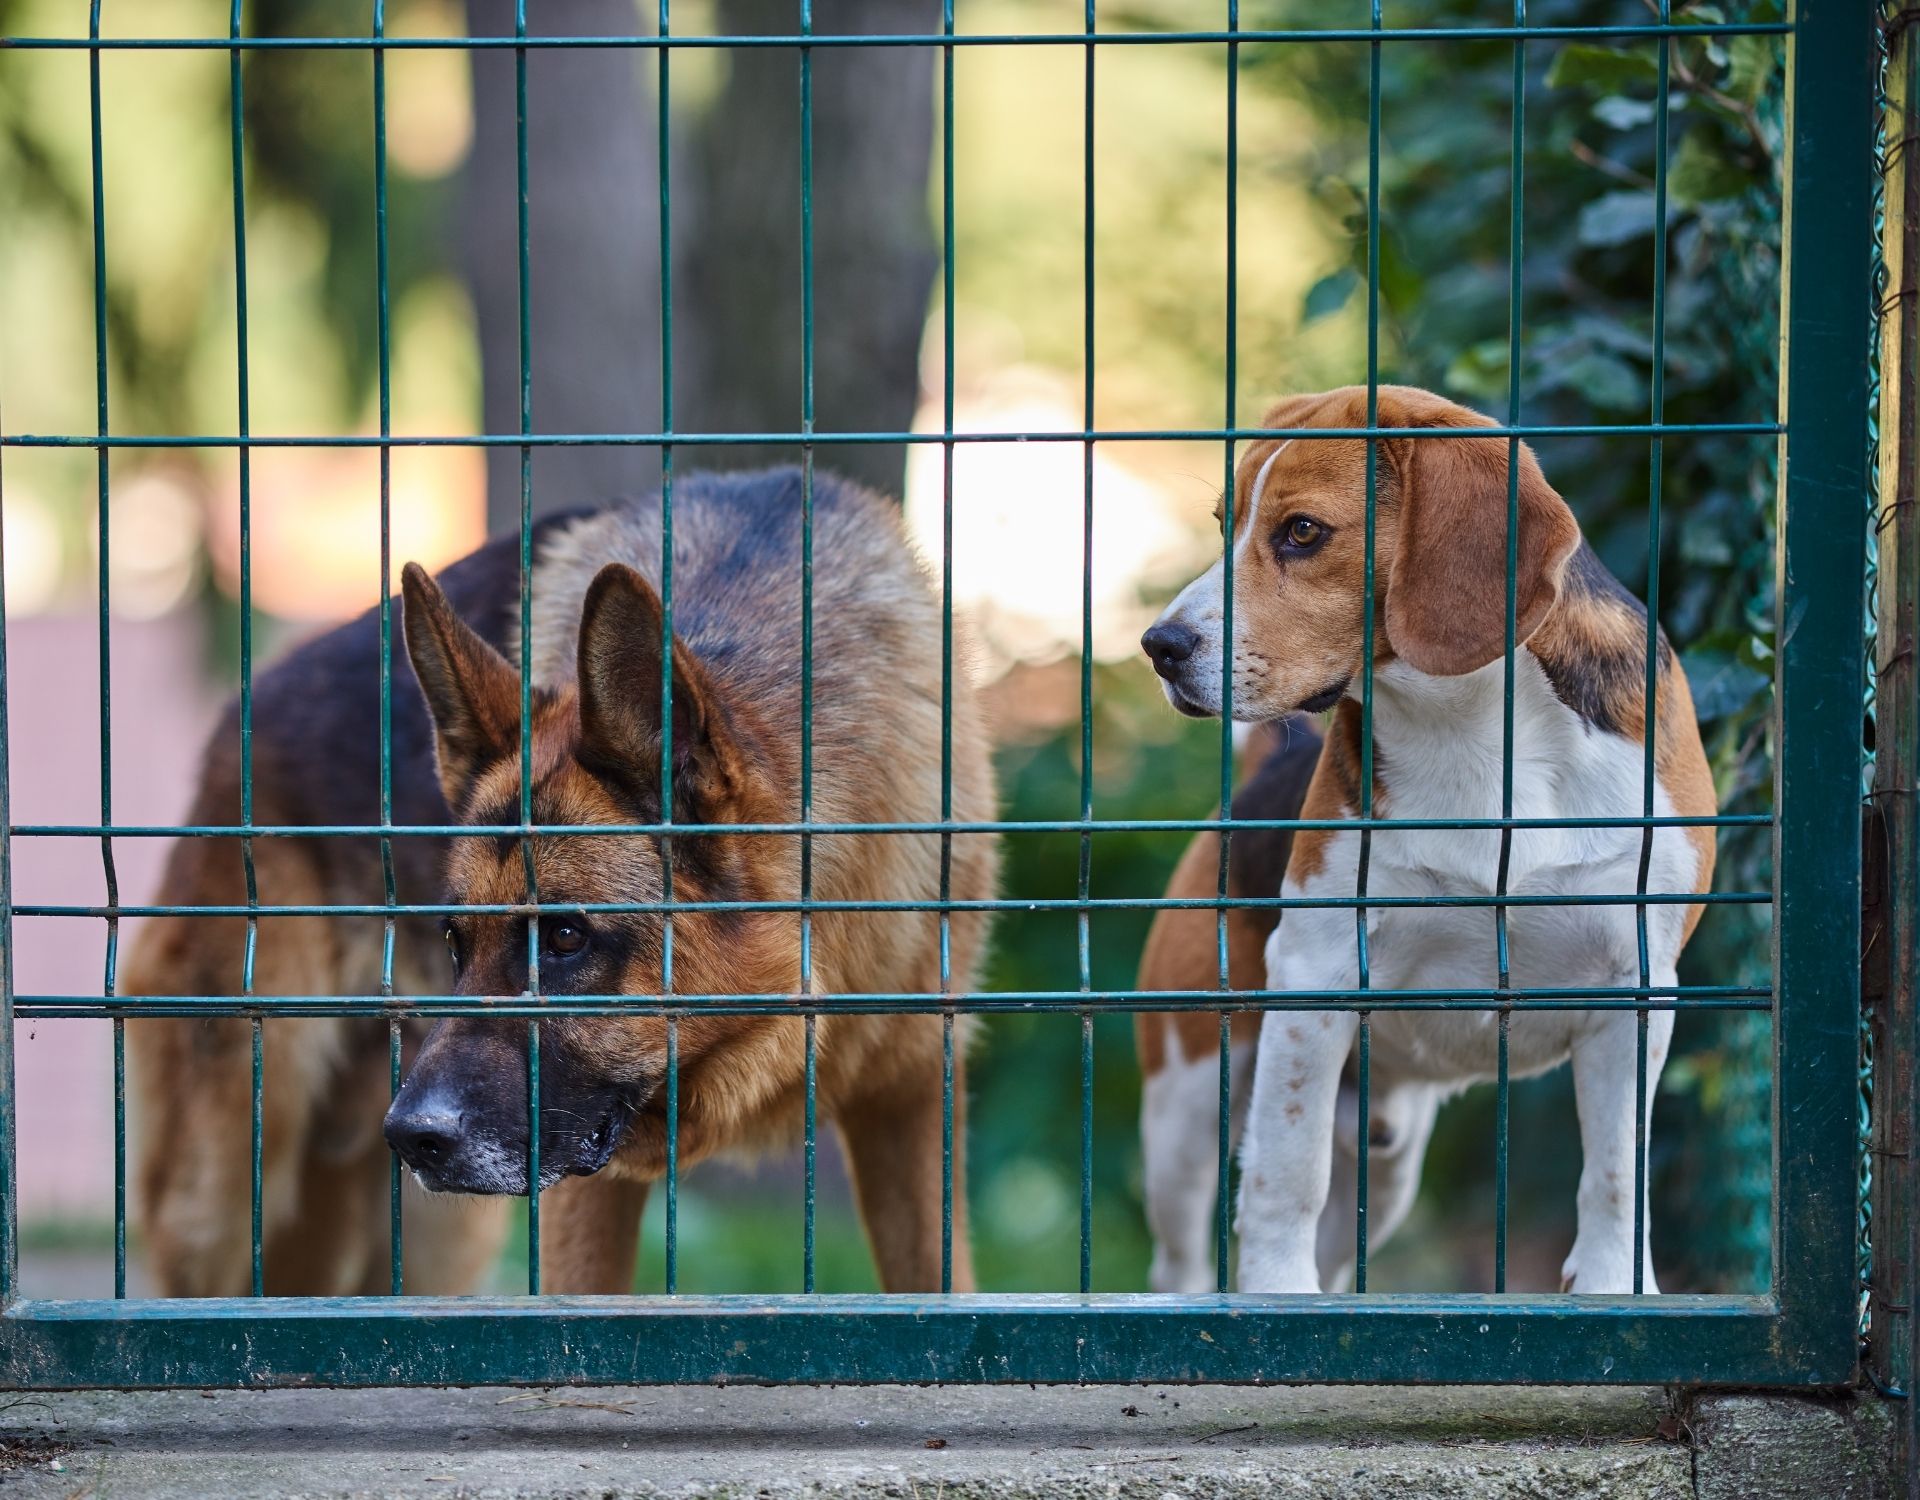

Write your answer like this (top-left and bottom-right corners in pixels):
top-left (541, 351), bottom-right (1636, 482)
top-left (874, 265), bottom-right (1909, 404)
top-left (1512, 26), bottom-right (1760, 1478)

top-left (1870, 0), bottom-right (1920, 1469)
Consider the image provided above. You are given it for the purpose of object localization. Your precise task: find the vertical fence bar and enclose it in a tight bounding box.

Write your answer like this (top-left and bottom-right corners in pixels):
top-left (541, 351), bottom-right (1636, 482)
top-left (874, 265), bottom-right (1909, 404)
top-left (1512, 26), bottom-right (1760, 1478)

top-left (86, 0), bottom-right (126, 1302)
top-left (0, 399), bottom-right (13, 1306)
top-left (1492, 0), bottom-right (1528, 1296)
top-left (798, 0), bottom-right (818, 1296)
top-left (371, 0), bottom-right (404, 1299)
top-left (226, 0), bottom-right (264, 1299)
top-left (1078, 0), bottom-right (1098, 1298)
top-left (664, 1018), bottom-right (678, 1293)
top-left (1773, 0), bottom-right (1876, 1378)
top-left (1631, 1), bottom-right (1675, 1300)
top-left (939, 0), bottom-right (958, 1296)
top-left (1353, 0), bottom-right (1384, 1295)
top-left (658, 0), bottom-right (679, 1299)
top-left (1214, 0), bottom-right (1239, 1296)
top-left (511, 0), bottom-right (542, 1294)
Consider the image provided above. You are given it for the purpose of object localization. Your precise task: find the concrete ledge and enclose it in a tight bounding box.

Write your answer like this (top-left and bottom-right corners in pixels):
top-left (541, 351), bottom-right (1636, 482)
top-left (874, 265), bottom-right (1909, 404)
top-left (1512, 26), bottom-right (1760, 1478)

top-left (0, 1383), bottom-right (1891, 1499)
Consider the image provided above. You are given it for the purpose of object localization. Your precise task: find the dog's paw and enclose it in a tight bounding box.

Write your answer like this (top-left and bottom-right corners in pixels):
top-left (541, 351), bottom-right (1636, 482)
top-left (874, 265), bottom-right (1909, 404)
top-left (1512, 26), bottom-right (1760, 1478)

top-left (1560, 1245), bottom-right (1657, 1296)
top-left (1149, 1252), bottom-right (1220, 1296)
top-left (1235, 1253), bottom-right (1323, 1295)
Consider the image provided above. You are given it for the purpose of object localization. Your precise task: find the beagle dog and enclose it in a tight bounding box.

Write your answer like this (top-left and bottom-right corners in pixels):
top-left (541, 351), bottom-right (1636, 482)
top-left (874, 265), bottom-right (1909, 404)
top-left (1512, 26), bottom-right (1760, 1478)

top-left (1139, 385), bottom-right (1715, 1295)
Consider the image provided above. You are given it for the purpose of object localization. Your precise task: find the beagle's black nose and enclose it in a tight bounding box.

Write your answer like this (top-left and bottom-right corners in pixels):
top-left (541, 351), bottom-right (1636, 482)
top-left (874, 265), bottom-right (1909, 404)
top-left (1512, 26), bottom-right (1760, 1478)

top-left (1141, 621), bottom-right (1199, 680)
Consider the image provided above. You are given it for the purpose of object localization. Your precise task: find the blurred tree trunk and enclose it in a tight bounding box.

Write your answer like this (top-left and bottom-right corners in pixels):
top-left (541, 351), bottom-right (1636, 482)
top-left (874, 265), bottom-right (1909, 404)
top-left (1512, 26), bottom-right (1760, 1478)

top-left (674, 1), bottom-right (939, 497)
top-left (464, 0), bottom-right (664, 534)
top-left (463, 1), bottom-right (937, 533)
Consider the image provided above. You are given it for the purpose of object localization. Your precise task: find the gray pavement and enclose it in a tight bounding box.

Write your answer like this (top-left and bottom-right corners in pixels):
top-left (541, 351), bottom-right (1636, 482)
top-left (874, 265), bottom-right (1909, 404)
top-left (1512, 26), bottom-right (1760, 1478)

top-left (0, 1381), bottom-right (1893, 1499)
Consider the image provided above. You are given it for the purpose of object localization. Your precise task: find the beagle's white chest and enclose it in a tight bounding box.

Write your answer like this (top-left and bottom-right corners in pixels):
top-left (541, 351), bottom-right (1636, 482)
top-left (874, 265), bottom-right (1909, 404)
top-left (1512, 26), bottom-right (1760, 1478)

top-left (1269, 654), bottom-right (1700, 1084)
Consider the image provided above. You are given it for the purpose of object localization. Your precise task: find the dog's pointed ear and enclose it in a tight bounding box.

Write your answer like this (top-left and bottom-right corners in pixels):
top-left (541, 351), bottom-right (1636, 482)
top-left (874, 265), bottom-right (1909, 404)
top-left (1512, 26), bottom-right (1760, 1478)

top-left (401, 561), bottom-right (521, 809)
top-left (575, 563), bottom-right (740, 820)
top-left (1383, 393), bottom-right (1581, 677)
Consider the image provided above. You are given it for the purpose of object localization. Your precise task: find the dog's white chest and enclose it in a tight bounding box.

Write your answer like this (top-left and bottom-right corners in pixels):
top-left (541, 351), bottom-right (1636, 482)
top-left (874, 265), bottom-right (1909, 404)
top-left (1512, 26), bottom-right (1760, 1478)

top-left (1271, 654), bottom-right (1699, 1084)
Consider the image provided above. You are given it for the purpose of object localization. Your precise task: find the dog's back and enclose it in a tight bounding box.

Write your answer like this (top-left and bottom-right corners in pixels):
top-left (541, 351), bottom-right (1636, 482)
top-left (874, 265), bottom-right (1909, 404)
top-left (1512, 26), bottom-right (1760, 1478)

top-left (528, 468), bottom-right (986, 861)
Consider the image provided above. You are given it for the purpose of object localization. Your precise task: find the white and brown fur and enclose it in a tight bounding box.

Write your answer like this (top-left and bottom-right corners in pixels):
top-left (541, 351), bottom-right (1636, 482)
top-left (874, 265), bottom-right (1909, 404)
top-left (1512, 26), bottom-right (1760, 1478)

top-left (1137, 386), bottom-right (1715, 1295)
top-left (128, 468), bottom-right (996, 1296)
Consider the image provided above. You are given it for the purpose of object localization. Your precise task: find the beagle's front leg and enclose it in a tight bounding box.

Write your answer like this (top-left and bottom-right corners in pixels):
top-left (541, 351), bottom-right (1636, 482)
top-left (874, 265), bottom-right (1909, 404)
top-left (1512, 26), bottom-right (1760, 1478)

top-left (1562, 971), bottom-right (1676, 1295)
top-left (1235, 915), bottom-right (1359, 1294)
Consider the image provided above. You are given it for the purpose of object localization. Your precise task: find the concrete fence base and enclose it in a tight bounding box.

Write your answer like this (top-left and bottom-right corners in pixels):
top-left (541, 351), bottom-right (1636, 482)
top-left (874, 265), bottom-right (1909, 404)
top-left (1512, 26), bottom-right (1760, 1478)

top-left (0, 1383), bottom-right (1896, 1499)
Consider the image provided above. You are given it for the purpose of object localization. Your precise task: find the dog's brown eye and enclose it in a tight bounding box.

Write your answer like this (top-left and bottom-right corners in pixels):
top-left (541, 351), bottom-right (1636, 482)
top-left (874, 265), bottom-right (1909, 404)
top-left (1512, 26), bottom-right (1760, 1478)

top-left (543, 919), bottom-right (589, 959)
top-left (442, 924), bottom-right (461, 971)
top-left (1283, 516), bottom-right (1324, 550)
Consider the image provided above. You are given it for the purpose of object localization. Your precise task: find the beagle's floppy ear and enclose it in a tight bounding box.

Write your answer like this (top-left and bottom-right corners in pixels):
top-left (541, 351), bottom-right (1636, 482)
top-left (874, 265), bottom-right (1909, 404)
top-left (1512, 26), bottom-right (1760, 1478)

top-left (574, 562), bottom-right (743, 821)
top-left (401, 561), bottom-right (521, 809)
top-left (1383, 396), bottom-right (1581, 678)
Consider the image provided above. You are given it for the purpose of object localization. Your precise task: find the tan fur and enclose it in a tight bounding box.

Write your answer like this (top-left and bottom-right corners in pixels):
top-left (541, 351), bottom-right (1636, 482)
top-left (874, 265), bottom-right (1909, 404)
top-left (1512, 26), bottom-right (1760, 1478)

top-left (1134, 829), bottom-right (1263, 1076)
top-left (1654, 666), bottom-right (1719, 937)
top-left (126, 751), bottom-right (512, 1297)
top-left (130, 471), bottom-right (996, 1297)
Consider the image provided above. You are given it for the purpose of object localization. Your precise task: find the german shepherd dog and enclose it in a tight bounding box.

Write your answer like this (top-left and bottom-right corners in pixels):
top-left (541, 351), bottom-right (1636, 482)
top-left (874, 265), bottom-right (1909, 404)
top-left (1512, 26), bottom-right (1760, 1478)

top-left (128, 469), bottom-right (997, 1296)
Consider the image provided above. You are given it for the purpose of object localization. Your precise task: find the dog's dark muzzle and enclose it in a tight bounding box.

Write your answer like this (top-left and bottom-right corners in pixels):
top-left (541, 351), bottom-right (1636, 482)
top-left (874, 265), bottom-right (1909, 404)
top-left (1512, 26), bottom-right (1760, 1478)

top-left (383, 1018), bottom-right (637, 1194)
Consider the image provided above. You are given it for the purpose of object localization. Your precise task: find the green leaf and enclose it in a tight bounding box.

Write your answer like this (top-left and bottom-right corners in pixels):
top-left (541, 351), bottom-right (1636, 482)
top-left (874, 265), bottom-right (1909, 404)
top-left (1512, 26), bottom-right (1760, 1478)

top-left (1679, 512), bottom-right (1735, 566)
top-left (1300, 267), bottom-right (1360, 326)
top-left (1681, 650), bottom-right (1770, 723)
top-left (1667, 129), bottom-right (1749, 206)
top-left (1577, 189), bottom-right (1661, 247)
top-left (1546, 44), bottom-right (1660, 95)
top-left (1442, 340), bottom-right (1510, 404)
top-left (1724, 35), bottom-right (1777, 105)
top-left (1593, 95), bottom-right (1657, 131)
top-left (1544, 349), bottom-right (1644, 411)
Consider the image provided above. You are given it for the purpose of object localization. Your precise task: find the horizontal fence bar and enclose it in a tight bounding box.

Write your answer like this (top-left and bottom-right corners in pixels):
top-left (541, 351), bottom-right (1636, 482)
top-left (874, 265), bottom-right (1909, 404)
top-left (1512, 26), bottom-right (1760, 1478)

top-left (13, 891), bottom-right (1766, 920)
top-left (13, 985), bottom-right (1771, 1020)
top-left (8, 814), bottom-right (1771, 839)
top-left (0, 422), bottom-right (1785, 451)
top-left (0, 24), bottom-right (1792, 53)
top-left (2, 1291), bottom-right (1843, 1391)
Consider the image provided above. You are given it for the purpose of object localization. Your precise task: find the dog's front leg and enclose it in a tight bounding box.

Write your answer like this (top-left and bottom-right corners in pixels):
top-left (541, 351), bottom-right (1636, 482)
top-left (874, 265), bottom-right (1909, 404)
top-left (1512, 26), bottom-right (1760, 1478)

top-left (1563, 984), bottom-right (1675, 1294)
top-left (1236, 923), bottom-right (1359, 1294)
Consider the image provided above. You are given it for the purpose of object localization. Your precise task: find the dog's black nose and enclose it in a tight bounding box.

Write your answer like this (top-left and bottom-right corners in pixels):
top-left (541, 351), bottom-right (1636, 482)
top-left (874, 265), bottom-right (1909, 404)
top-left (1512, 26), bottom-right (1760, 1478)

top-left (1142, 621), bottom-right (1200, 680)
top-left (384, 1106), bottom-right (461, 1171)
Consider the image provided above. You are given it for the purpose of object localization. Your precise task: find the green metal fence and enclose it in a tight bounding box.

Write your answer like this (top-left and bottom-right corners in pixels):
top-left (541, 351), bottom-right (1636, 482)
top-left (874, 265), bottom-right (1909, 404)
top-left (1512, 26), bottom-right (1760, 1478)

top-left (0, 2), bottom-right (1881, 1388)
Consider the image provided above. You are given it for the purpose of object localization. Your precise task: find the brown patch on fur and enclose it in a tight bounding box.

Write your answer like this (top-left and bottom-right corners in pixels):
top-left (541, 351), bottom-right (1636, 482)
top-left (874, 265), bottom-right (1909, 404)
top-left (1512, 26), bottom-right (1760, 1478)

top-left (1207, 386), bottom-right (1579, 721)
top-left (1134, 723), bottom-right (1319, 1078)
top-left (1654, 663), bottom-right (1719, 935)
top-left (1375, 394), bottom-right (1580, 676)
top-left (1134, 830), bottom-right (1264, 1073)
top-left (537, 1174), bottom-right (651, 1293)
top-left (1285, 712), bottom-right (1370, 888)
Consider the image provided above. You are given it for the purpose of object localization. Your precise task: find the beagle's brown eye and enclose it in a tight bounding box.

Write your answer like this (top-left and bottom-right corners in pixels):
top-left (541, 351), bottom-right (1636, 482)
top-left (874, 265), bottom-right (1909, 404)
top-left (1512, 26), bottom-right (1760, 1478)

top-left (1280, 516), bottom-right (1326, 552)
top-left (543, 918), bottom-right (589, 959)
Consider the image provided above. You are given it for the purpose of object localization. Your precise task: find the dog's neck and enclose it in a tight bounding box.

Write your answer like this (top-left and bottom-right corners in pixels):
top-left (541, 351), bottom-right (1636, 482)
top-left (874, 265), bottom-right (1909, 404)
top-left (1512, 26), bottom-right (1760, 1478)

top-left (1354, 649), bottom-right (1577, 819)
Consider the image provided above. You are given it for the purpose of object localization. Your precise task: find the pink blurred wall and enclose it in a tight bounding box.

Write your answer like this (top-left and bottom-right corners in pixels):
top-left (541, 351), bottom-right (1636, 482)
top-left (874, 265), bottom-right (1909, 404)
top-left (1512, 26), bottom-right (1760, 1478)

top-left (8, 611), bottom-right (222, 1223)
